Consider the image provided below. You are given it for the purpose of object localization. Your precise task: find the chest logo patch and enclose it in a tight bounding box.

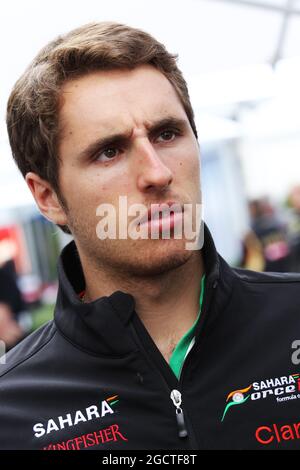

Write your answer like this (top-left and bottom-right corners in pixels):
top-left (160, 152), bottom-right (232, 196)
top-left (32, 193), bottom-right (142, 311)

top-left (33, 394), bottom-right (120, 438)
top-left (221, 373), bottom-right (300, 421)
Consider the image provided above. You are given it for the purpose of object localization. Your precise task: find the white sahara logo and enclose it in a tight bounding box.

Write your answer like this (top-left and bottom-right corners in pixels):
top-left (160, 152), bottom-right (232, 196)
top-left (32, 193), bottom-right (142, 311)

top-left (33, 394), bottom-right (119, 438)
top-left (95, 197), bottom-right (203, 251)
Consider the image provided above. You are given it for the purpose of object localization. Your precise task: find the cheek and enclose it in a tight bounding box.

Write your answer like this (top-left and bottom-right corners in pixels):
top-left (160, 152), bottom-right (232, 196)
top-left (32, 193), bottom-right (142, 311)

top-left (61, 172), bottom-right (102, 214)
top-left (189, 147), bottom-right (200, 179)
top-left (175, 149), bottom-right (200, 180)
top-left (84, 173), bottom-right (132, 208)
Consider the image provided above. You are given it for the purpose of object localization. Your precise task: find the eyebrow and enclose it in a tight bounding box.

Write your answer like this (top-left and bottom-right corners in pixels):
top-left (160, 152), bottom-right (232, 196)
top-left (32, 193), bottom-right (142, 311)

top-left (77, 116), bottom-right (188, 161)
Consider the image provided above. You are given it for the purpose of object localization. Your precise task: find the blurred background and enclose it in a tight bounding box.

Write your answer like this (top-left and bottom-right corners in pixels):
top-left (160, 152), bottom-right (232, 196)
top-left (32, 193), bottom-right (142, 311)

top-left (1, 0), bottom-right (300, 347)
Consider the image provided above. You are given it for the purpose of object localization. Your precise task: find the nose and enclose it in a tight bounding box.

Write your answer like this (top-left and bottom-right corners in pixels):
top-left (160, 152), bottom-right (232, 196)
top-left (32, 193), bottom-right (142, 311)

top-left (134, 139), bottom-right (173, 193)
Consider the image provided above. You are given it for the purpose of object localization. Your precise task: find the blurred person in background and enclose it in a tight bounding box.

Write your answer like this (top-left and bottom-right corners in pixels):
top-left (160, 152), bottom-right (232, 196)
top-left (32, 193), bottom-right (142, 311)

top-left (249, 197), bottom-right (291, 272)
top-left (0, 303), bottom-right (23, 351)
top-left (240, 229), bottom-right (265, 272)
top-left (0, 244), bottom-right (28, 349)
top-left (286, 185), bottom-right (300, 272)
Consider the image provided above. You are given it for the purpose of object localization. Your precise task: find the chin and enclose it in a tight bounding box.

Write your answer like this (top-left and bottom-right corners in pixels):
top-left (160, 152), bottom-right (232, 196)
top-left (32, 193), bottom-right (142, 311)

top-left (127, 243), bottom-right (192, 277)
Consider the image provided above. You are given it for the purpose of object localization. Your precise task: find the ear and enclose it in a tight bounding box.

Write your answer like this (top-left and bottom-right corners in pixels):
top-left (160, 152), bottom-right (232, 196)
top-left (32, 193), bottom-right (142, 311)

top-left (25, 172), bottom-right (68, 226)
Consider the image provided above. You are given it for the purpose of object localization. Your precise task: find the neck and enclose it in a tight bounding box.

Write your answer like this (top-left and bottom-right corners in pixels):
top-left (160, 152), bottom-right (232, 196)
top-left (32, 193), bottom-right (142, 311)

top-left (78, 248), bottom-right (205, 363)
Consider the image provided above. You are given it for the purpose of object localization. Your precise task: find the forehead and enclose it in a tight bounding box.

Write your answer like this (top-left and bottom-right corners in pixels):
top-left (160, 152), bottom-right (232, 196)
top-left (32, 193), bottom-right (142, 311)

top-left (59, 65), bottom-right (187, 137)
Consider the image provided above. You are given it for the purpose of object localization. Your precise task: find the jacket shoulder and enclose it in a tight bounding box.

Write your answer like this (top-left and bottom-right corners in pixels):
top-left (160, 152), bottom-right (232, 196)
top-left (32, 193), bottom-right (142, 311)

top-left (0, 320), bottom-right (56, 379)
top-left (232, 267), bottom-right (300, 284)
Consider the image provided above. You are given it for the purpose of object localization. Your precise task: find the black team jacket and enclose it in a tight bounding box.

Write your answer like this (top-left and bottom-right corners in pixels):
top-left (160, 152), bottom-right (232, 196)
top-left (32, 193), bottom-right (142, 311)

top-left (1, 226), bottom-right (300, 450)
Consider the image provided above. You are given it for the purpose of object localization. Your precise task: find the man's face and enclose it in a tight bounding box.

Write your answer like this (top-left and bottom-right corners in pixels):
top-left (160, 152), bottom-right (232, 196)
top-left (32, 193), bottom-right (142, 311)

top-left (57, 64), bottom-right (201, 277)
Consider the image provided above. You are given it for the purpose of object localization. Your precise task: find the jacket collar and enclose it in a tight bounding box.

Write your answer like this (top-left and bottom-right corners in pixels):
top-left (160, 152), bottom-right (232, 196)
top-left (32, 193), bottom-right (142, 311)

top-left (54, 223), bottom-right (234, 356)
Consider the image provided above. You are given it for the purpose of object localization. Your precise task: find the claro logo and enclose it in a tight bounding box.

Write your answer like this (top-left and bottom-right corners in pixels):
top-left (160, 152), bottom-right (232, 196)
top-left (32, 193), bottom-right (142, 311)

top-left (256, 422), bottom-right (300, 446)
top-left (33, 395), bottom-right (119, 438)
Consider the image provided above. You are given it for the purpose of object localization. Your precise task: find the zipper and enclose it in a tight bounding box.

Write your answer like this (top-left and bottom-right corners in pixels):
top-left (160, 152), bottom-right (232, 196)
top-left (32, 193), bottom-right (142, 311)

top-left (129, 319), bottom-right (197, 448)
top-left (169, 281), bottom-right (217, 439)
top-left (170, 389), bottom-right (188, 438)
top-left (128, 277), bottom-right (218, 448)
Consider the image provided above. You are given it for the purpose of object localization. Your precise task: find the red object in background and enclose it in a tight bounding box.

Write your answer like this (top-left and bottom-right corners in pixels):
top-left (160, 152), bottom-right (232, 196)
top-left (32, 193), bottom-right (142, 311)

top-left (0, 225), bottom-right (30, 274)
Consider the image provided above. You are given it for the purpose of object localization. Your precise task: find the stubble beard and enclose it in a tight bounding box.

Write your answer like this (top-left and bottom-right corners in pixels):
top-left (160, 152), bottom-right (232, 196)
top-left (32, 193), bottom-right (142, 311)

top-left (68, 215), bottom-right (192, 279)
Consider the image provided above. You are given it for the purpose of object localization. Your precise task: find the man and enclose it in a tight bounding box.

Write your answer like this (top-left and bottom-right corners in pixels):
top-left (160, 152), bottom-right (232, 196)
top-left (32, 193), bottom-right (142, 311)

top-left (0, 258), bottom-right (28, 349)
top-left (1, 22), bottom-right (300, 451)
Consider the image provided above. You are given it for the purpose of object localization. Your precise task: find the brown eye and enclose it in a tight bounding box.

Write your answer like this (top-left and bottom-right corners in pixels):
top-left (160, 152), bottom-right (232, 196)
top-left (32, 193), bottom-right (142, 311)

top-left (103, 148), bottom-right (118, 159)
top-left (95, 147), bottom-right (120, 162)
top-left (156, 130), bottom-right (177, 142)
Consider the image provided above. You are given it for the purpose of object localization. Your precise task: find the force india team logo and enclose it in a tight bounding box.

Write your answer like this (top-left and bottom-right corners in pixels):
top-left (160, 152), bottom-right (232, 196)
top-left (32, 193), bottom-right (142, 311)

top-left (221, 373), bottom-right (300, 422)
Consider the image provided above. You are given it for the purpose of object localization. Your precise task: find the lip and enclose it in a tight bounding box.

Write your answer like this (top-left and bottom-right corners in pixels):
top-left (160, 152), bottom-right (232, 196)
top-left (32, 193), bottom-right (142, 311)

top-left (137, 201), bottom-right (183, 232)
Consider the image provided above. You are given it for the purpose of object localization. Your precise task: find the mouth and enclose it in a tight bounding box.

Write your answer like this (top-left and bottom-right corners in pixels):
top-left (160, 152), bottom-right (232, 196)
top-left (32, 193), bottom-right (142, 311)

top-left (137, 201), bottom-right (184, 233)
